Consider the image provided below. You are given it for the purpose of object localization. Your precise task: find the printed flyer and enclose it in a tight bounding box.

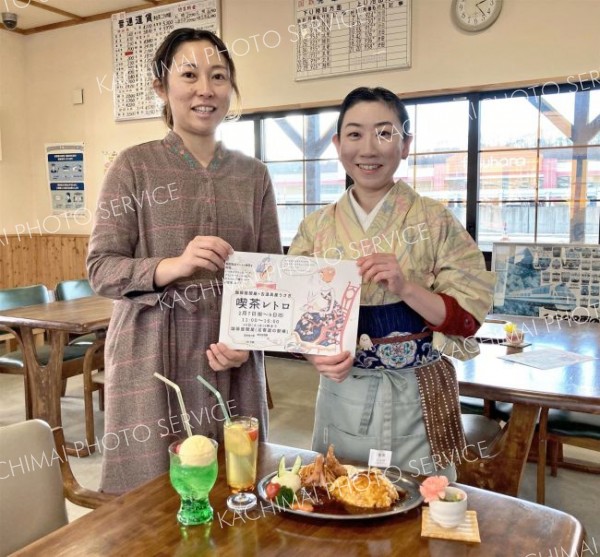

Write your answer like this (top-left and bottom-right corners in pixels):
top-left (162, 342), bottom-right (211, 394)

top-left (219, 252), bottom-right (362, 356)
top-left (45, 142), bottom-right (86, 216)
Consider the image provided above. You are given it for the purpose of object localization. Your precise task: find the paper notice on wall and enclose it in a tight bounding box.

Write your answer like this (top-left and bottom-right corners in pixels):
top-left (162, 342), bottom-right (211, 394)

top-left (45, 143), bottom-right (86, 216)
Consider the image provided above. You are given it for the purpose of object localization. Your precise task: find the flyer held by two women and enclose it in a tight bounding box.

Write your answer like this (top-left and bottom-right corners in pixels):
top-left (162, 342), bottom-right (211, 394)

top-left (219, 252), bottom-right (361, 356)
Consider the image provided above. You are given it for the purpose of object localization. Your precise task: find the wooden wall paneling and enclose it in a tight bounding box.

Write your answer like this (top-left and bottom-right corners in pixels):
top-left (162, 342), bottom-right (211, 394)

top-left (0, 235), bottom-right (89, 290)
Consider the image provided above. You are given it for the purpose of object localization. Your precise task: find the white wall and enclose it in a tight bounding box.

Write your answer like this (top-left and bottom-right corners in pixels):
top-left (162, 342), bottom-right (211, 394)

top-left (0, 30), bottom-right (33, 233)
top-left (0, 0), bottom-right (598, 235)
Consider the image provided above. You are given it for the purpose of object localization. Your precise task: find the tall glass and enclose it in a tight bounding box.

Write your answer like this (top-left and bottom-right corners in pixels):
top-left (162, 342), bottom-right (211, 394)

top-left (224, 416), bottom-right (259, 512)
top-left (169, 438), bottom-right (218, 525)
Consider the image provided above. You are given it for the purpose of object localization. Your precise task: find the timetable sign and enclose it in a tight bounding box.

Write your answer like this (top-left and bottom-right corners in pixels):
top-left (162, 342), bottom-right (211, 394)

top-left (294, 0), bottom-right (411, 81)
top-left (111, 0), bottom-right (220, 121)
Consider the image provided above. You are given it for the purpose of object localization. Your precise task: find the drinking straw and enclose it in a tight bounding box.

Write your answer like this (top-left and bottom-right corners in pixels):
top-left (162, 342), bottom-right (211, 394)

top-left (153, 372), bottom-right (193, 438)
top-left (196, 375), bottom-right (231, 424)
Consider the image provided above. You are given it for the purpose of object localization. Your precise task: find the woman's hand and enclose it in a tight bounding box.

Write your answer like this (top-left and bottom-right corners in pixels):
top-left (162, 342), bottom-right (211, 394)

top-left (358, 254), bottom-right (447, 326)
top-left (305, 351), bottom-right (353, 383)
top-left (177, 236), bottom-right (233, 276)
top-left (154, 236), bottom-right (233, 287)
top-left (206, 343), bottom-right (249, 371)
top-left (357, 253), bottom-right (408, 298)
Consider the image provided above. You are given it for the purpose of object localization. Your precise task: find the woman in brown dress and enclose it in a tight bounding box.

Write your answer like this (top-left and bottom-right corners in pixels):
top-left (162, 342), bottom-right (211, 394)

top-left (87, 29), bottom-right (281, 493)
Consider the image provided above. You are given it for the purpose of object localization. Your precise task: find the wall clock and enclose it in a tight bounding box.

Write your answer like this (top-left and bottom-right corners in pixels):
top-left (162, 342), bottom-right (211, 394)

top-left (452, 0), bottom-right (503, 32)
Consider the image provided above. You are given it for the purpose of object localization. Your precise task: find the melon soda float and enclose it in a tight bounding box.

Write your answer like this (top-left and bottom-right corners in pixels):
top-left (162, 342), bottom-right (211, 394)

top-left (154, 372), bottom-right (220, 526)
top-left (169, 435), bottom-right (219, 526)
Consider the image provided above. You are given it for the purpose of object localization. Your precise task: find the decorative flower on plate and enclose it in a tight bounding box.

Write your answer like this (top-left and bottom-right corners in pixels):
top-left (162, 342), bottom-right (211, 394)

top-left (419, 475), bottom-right (449, 503)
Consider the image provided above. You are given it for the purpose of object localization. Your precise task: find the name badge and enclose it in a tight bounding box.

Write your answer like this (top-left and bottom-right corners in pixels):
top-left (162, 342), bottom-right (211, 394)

top-left (368, 449), bottom-right (392, 468)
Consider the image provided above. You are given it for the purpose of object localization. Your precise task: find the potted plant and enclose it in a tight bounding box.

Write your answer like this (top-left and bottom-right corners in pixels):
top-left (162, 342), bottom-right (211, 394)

top-left (419, 476), bottom-right (467, 529)
top-left (503, 322), bottom-right (524, 346)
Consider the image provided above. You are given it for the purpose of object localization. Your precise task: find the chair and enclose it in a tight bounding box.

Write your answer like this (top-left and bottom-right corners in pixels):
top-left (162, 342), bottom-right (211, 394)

top-left (536, 407), bottom-right (600, 504)
top-left (456, 404), bottom-right (540, 496)
top-left (54, 279), bottom-right (106, 451)
top-left (54, 279), bottom-right (96, 346)
top-left (460, 396), bottom-right (513, 422)
top-left (0, 419), bottom-right (114, 556)
top-left (0, 285), bottom-right (95, 420)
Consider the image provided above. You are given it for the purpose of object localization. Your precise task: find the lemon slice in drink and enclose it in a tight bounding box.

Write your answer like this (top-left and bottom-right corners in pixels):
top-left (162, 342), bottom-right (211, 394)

top-left (225, 424), bottom-right (252, 456)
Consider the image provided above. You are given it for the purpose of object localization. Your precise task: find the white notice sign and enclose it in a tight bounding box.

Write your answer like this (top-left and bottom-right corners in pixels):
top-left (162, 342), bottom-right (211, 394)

top-left (219, 252), bottom-right (362, 356)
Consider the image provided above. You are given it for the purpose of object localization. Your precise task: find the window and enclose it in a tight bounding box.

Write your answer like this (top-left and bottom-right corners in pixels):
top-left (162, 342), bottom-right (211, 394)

top-left (217, 81), bottom-right (600, 251)
top-left (478, 88), bottom-right (600, 250)
top-left (404, 100), bottom-right (470, 226)
top-left (262, 112), bottom-right (346, 245)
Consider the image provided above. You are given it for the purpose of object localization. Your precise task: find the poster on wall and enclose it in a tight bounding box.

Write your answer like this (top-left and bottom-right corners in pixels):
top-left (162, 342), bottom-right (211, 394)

top-left (219, 252), bottom-right (362, 356)
top-left (111, 0), bottom-right (220, 121)
top-left (45, 143), bottom-right (86, 216)
top-left (294, 0), bottom-right (411, 81)
top-left (492, 242), bottom-right (600, 320)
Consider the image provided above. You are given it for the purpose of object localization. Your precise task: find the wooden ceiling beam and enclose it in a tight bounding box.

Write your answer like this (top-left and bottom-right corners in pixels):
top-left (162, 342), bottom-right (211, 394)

top-left (21, 0), bottom-right (184, 35)
top-left (27, 0), bottom-right (84, 20)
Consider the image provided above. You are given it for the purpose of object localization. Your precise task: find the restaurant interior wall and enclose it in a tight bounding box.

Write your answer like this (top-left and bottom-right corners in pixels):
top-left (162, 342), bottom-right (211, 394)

top-left (0, 0), bottom-right (598, 239)
top-left (0, 30), bottom-right (33, 232)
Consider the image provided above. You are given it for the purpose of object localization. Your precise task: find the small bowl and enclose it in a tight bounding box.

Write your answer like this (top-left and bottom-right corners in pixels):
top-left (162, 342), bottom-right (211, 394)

top-left (428, 487), bottom-right (467, 528)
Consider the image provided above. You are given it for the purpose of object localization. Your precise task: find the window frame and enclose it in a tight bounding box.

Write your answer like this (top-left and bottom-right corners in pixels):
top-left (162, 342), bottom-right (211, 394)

top-left (226, 81), bottom-right (600, 255)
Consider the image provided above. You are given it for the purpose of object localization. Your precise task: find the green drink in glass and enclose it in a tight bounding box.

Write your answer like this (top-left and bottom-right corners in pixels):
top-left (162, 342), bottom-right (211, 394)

top-left (169, 436), bottom-right (218, 526)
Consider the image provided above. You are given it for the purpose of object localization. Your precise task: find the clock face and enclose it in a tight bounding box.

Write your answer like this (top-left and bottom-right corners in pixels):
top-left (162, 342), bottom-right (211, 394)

top-left (452, 0), bottom-right (503, 32)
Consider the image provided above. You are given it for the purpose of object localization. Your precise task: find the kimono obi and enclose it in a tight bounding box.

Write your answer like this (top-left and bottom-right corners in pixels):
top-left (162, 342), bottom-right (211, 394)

top-left (355, 301), bottom-right (438, 370)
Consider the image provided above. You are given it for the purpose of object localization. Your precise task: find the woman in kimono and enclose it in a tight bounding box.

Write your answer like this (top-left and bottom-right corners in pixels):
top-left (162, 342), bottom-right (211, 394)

top-left (288, 87), bottom-right (495, 477)
top-left (87, 29), bottom-right (281, 493)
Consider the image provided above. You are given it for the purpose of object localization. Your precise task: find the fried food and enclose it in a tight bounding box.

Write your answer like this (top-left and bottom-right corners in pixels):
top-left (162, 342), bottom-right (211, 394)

top-left (329, 469), bottom-right (399, 509)
top-left (299, 445), bottom-right (348, 488)
top-left (299, 454), bottom-right (327, 487)
top-left (325, 444), bottom-right (347, 478)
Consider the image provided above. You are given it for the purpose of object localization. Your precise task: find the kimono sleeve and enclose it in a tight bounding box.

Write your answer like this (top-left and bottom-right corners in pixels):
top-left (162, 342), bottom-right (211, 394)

top-left (287, 216), bottom-right (316, 257)
top-left (427, 206), bottom-right (496, 360)
top-left (86, 151), bottom-right (164, 301)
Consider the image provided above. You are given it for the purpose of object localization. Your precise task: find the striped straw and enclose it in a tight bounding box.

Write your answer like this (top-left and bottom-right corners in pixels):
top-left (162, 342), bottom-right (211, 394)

top-left (196, 375), bottom-right (231, 424)
top-left (153, 372), bottom-right (193, 438)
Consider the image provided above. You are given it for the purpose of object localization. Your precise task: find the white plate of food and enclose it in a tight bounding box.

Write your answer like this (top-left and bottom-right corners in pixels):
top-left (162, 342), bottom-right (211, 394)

top-left (257, 446), bottom-right (423, 520)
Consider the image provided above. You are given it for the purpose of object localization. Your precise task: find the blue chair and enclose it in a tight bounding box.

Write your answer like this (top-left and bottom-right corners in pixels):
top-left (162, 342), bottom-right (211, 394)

top-left (54, 279), bottom-right (94, 301)
top-left (54, 279), bottom-right (96, 346)
top-left (536, 408), bottom-right (600, 503)
top-left (0, 285), bottom-right (91, 420)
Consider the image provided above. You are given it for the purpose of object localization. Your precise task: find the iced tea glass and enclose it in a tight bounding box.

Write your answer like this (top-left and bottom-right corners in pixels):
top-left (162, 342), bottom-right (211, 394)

top-left (169, 439), bottom-right (218, 525)
top-left (224, 416), bottom-right (259, 512)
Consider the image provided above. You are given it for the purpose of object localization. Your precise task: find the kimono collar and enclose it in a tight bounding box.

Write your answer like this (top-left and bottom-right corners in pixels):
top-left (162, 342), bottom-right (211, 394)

top-left (348, 186), bottom-right (393, 232)
top-left (338, 180), bottom-right (417, 238)
top-left (163, 130), bottom-right (227, 171)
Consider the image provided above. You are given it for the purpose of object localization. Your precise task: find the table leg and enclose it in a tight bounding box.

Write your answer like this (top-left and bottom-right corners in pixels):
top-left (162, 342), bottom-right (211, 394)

top-left (21, 327), bottom-right (67, 429)
top-left (537, 407), bottom-right (549, 504)
top-left (457, 403), bottom-right (540, 497)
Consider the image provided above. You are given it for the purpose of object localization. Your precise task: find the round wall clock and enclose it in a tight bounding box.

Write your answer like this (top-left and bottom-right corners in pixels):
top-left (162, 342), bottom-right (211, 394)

top-left (452, 0), bottom-right (503, 32)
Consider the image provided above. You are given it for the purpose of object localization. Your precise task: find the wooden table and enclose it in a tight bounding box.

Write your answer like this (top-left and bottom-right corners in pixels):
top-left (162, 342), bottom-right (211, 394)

top-left (0, 296), bottom-right (113, 432)
top-left (455, 316), bottom-right (600, 502)
top-left (12, 443), bottom-right (584, 557)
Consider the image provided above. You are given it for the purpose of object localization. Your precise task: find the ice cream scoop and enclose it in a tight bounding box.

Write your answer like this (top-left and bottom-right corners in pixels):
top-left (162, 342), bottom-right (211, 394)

top-left (179, 435), bottom-right (217, 467)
